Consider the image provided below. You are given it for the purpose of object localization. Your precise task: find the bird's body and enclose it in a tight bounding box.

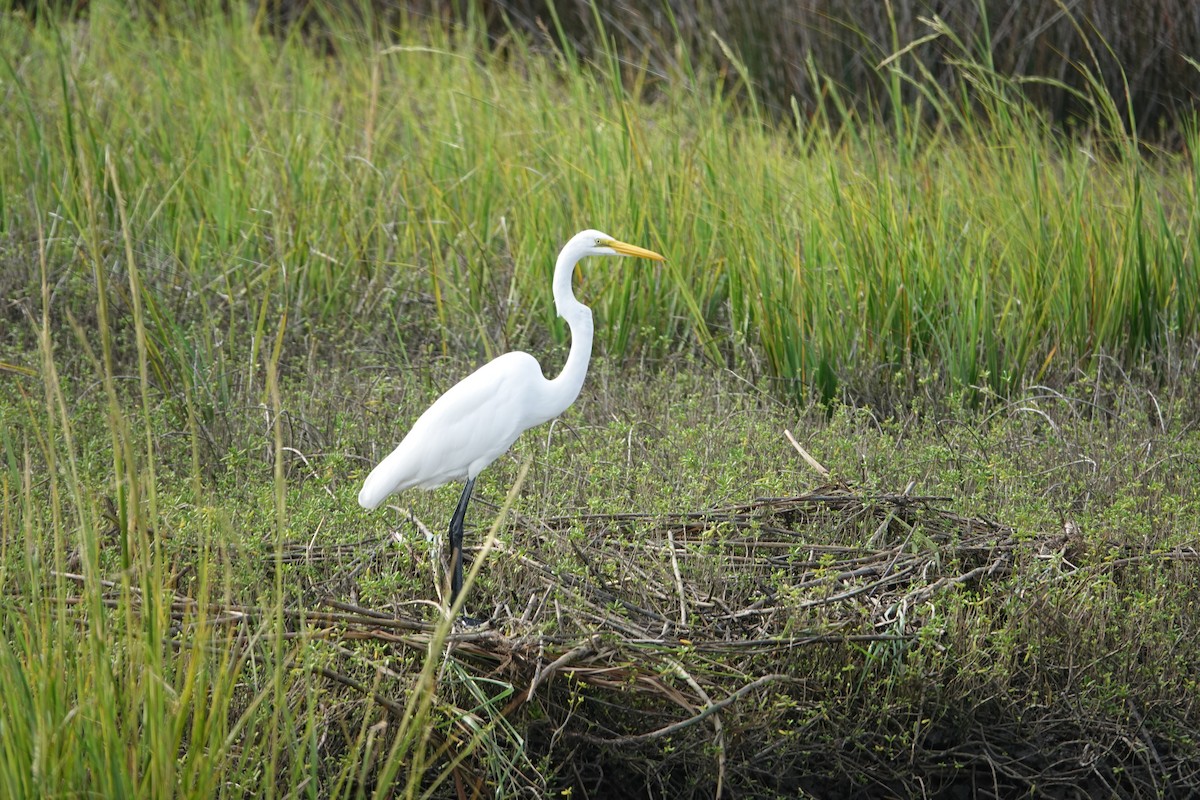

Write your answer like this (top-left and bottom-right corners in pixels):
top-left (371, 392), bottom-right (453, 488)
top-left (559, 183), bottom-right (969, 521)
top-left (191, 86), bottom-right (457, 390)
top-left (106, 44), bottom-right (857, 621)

top-left (359, 229), bottom-right (665, 611)
top-left (359, 351), bottom-right (569, 501)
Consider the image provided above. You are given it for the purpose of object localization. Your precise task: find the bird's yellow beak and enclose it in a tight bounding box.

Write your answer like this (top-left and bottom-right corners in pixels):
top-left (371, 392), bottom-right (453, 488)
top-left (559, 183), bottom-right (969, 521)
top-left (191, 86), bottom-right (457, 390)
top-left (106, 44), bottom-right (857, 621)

top-left (601, 238), bottom-right (666, 261)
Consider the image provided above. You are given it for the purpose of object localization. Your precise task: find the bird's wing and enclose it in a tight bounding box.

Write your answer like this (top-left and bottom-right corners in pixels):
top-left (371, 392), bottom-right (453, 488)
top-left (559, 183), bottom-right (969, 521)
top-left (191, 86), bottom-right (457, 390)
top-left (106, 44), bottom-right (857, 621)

top-left (358, 352), bottom-right (547, 507)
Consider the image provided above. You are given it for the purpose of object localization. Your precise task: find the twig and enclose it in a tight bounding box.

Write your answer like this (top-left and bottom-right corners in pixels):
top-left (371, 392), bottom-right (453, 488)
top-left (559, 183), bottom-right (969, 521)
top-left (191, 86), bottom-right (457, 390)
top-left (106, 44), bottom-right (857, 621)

top-left (904, 557), bottom-right (1008, 606)
top-left (570, 673), bottom-right (794, 746)
top-left (690, 632), bottom-right (910, 652)
top-left (796, 564), bottom-right (918, 610)
top-left (784, 429), bottom-right (830, 476)
top-left (669, 658), bottom-right (726, 797)
top-left (317, 667), bottom-right (406, 718)
top-left (321, 597), bottom-right (392, 619)
top-left (667, 528), bottom-right (687, 628)
top-left (525, 635), bottom-right (600, 702)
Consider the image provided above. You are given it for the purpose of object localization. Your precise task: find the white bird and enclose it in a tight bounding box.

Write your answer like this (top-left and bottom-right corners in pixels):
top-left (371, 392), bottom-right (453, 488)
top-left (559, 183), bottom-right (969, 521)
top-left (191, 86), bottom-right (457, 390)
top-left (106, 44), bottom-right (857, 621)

top-left (359, 229), bottom-right (666, 610)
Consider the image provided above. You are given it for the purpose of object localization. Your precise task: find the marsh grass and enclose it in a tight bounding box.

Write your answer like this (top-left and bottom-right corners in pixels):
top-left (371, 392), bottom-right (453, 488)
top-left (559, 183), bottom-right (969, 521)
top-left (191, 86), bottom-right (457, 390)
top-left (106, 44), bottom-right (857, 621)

top-left (466, 0), bottom-right (1200, 139)
top-left (3, 1), bottom-right (1199, 404)
top-left (2, 1), bottom-right (1200, 797)
top-left (1, 210), bottom-right (529, 796)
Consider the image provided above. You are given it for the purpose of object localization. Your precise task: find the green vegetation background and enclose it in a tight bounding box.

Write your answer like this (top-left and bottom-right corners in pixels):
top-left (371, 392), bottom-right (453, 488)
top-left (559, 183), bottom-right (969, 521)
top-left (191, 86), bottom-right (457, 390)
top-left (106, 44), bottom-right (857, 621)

top-left (1, 1), bottom-right (1198, 797)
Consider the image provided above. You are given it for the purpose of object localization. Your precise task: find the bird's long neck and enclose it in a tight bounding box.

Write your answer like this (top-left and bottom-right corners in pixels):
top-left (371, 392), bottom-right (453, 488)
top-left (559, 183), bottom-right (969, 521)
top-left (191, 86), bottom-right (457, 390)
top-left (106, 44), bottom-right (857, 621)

top-left (546, 247), bottom-right (594, 414)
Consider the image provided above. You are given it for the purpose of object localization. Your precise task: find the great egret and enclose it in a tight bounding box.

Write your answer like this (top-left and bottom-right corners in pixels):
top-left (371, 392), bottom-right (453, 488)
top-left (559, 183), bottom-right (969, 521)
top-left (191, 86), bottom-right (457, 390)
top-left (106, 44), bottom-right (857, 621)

top-left (359, 229), bottom-right (666, 611)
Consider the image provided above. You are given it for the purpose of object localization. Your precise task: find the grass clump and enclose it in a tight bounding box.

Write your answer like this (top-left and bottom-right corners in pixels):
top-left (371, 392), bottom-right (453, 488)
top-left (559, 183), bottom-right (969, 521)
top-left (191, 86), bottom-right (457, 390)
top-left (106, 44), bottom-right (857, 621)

top-left (3, 0), bottom-right (1200, 404)
top-left (464, 0), bottom-right (1200, 138)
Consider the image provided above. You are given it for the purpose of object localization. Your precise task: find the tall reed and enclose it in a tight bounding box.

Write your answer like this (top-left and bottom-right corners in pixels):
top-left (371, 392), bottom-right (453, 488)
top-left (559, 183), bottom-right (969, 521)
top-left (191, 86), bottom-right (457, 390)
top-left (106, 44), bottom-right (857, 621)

top-left (5, 1), bottom-right (1194, 406)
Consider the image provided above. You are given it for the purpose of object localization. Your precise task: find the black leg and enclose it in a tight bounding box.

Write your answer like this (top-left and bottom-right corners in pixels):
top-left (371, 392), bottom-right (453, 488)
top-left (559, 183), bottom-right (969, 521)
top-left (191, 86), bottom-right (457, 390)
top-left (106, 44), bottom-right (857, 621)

top-left (447, 477), bottom-right (476, 605)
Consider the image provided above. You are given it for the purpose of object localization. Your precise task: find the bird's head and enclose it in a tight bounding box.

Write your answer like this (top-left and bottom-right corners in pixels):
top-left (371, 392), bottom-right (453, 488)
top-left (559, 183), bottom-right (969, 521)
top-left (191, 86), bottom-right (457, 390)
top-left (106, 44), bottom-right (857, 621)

top-left (570, 229), bottom-right (666, 262)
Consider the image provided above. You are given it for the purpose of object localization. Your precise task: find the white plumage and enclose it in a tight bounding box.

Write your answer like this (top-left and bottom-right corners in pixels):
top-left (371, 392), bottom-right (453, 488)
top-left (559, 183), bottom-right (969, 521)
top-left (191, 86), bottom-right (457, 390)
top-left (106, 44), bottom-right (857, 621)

top-left (358, 229), bottom-right (666, 610)
top-left (359, 352), bottom-right (553, 502)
